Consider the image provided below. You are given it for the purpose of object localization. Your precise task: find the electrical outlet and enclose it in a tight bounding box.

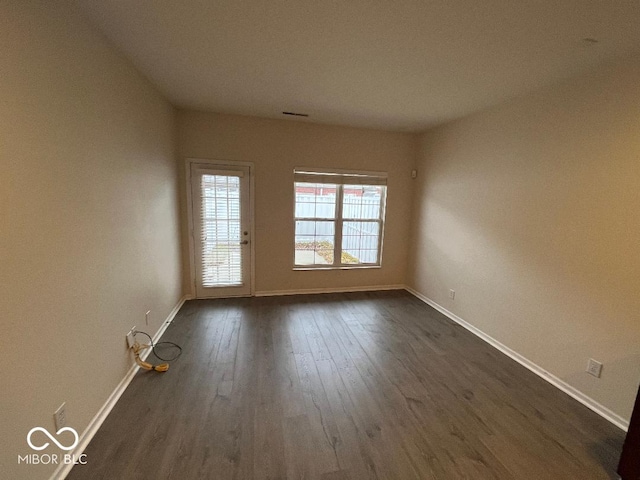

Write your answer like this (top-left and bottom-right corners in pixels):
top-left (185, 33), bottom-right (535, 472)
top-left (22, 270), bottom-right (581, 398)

top-left (145, 310), bottom-right (151, 326)
top-left (586, 358), bottom-right (603, 378)
top-left (54, 403), bottom-right (67, 430)
top-left (126, 327), bottom-right (137, 349)
top-left (449, 289), bottom-right (455, 300)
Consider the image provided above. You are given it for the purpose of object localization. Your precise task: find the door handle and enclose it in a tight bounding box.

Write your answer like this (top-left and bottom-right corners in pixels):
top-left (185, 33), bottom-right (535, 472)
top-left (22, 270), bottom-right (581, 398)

top-left (240, 240), bottom-right (249, 245)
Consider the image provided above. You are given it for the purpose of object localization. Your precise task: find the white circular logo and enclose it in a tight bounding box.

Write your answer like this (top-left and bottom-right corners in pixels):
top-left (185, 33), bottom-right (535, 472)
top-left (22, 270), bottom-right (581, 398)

top-left (26, 427), bottom-right (79, 451)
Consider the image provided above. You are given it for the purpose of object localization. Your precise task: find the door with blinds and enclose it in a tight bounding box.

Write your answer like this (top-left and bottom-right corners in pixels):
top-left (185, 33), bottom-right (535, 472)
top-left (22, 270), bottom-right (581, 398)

top-left (190, 163), bottom-right (252, 298)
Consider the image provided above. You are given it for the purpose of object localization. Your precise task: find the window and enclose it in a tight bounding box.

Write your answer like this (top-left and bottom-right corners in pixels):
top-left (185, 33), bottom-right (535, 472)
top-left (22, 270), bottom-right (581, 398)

top-left (294, 169), bottom-right (387, 268)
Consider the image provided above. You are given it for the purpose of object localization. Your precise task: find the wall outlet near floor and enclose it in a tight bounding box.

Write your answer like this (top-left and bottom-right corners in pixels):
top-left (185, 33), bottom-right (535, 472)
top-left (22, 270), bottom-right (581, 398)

top-left (54, 403), bottom-right (67, 430)
top-left (586, 358), bottom-right (603, 378)
top-left (126, 327), bottom-right (137, 349)
top-left (145, 310), bottom-right (151, 326)
top-left (449, 289), bottom-right (456, 300)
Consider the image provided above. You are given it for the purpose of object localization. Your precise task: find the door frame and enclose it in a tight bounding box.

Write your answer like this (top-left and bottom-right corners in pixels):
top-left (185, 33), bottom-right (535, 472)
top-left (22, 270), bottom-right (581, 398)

top-left (185, 158), bottom-right (256, 298)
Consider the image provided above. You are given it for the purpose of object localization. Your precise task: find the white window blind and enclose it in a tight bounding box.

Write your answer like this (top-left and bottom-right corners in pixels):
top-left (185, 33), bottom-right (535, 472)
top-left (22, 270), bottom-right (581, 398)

top-left (200, 173), bottom-right (243, 286)
top-left (294, 169), bottom-right (387, 186)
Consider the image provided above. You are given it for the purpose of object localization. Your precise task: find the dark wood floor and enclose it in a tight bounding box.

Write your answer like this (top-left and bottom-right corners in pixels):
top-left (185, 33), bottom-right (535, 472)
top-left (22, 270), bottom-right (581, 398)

top-left (68, 290), bottom-right (624, 479)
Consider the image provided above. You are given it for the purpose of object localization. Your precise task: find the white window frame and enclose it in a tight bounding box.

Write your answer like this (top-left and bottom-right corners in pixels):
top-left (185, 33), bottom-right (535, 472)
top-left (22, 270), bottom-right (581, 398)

top-left (293, 168), bottom-right (387, 270)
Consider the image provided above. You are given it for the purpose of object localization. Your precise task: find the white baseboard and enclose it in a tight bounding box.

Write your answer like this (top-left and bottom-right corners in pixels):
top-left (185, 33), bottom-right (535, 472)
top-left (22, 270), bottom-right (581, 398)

top-left (52, 295), bottom-right (188, 480)
top-left (404, 286), bottom-right (630, 432)
top-left (255, 284), bottom-right (405, 297)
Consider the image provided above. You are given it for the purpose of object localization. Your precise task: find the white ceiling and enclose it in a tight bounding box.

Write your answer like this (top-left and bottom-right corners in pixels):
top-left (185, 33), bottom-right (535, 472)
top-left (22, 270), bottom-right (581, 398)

top-left (75, 0), bottom-right (640, 132)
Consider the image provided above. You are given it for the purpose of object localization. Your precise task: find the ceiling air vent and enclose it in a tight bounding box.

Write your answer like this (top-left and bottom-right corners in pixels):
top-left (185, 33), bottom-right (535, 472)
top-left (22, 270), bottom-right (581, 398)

top-left (282, 111), bottom-right (309, 117)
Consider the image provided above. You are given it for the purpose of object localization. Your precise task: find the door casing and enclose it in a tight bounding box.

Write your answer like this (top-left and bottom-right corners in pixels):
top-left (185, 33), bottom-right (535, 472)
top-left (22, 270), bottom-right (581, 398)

top-left (185, 158), bottom-right (255, 298)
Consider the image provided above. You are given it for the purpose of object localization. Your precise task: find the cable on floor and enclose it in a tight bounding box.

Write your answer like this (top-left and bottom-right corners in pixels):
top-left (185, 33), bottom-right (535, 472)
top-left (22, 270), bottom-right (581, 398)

top-left (131, 330), bottom-right (182, 372)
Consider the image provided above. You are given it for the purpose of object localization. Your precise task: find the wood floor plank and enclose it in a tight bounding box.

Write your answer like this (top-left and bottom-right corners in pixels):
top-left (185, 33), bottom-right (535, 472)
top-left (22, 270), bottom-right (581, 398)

top-left (68, 291), bottom-right (625, 480)
top-left (253, 303), bottom-right (287, 480)
top-left (315, 358), bottom-right (384, 480)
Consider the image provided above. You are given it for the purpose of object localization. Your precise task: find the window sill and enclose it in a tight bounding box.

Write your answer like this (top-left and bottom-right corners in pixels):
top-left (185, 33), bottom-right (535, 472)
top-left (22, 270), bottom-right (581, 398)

top-left (293, 265), bottom-right (382, 271)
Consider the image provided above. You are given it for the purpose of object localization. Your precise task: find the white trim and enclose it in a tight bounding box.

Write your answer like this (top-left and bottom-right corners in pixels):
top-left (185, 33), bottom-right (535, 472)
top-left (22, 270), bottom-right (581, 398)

top-left (249, 167), bottom-right (256, 296)
top-left (255, 284), bottom-right (404, 297)
top-left (293, 265), bottom-right (383, 271)
top-left (185, 160), bottom-right (197, 297)
top-left (51, 296), bottom-right (188, 480)
top-left (403, 286), bottom-right (629, 432)
top-left (334, 182), bottom-right (344, 265)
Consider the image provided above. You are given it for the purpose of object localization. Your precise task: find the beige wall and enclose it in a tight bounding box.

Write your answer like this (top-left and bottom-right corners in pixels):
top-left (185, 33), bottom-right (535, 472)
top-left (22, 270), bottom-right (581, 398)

top-left (0, 2), bottom-right (182, 478)
top-left (408, 53), bottom-right (640, 421)
top-left (177, 111), bottom-right (416, 295)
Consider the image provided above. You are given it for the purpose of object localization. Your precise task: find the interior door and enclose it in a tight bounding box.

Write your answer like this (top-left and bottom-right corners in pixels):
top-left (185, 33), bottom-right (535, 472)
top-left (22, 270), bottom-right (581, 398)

top-left (190, 163), bottom-right (252, 298)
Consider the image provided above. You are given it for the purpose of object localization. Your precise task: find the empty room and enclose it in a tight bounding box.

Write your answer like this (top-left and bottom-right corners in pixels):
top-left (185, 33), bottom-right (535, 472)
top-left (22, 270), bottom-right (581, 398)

top-left (2, 1), bottom-right (640, 479)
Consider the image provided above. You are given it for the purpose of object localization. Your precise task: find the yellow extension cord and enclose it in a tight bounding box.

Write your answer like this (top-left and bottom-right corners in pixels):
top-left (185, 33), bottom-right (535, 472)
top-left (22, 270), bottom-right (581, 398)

top-left (132, 342), bottom-right (170, 372)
